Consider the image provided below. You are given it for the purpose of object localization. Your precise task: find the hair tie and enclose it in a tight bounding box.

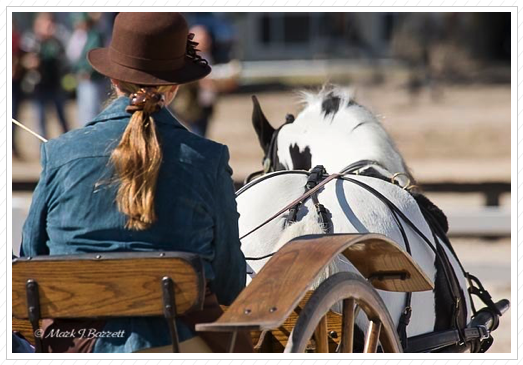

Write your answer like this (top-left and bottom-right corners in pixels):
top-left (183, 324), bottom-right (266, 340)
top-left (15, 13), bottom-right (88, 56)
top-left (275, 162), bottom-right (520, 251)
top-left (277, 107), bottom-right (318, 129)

top-left (126, 87), bottom-right (165, 114)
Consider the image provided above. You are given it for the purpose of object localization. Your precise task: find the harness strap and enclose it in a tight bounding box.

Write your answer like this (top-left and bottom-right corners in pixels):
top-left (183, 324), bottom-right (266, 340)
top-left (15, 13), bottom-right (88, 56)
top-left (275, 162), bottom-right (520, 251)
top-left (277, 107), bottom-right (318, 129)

top-left (467, 273), bottom-right (501, 317)
top-left (405, 325), bottom-right (490, 353)
top-left (419, 201), bottom-right (499, 325)
top-left (419, 203), bottom-right (469, 341)
top-left (342, 176), bottom-right (470, 345)
top-left (389, 208), bottom-right (413, 349)
top-left (339, 159), bottom-right (385, 174)
top-left (314, 202), bottom-right (330, 233)
top-left (240, 172), bottom-right (341, 240)
top-left (434, 230), bottom-right (466, 342)
top-left (286, 166), bottom-right (331, 233)
top-left (397, 305), bottom-right (412, 348)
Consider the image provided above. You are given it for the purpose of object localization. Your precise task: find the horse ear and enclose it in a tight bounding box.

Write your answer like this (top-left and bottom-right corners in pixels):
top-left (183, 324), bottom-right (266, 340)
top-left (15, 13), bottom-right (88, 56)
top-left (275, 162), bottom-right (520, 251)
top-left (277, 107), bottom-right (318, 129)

top-left (252, 95), bottom-right (275, 154)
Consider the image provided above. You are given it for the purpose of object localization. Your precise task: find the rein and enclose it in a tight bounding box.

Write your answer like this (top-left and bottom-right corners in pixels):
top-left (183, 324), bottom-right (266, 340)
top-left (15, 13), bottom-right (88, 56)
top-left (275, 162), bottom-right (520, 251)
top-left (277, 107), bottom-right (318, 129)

top-left (239, 172), bottom-right (342, 240)
top-left (240, 160), bottom-right (385, 242)
top-left (240, 160), bottom-right (386, 241)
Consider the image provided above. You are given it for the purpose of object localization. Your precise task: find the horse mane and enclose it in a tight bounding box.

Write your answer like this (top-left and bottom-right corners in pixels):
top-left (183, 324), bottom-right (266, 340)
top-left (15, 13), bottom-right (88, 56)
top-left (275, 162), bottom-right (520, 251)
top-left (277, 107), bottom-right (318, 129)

top-left (296, 84), bottom-right (355, 107)
top-left (293, 84), bottom-right (415, 183)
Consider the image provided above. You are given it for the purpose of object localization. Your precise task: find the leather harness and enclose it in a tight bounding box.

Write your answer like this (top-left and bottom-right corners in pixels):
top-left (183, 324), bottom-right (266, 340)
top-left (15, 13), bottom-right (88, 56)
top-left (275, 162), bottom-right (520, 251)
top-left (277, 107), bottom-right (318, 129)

top-left (240, 161), bottom-right (501, 352)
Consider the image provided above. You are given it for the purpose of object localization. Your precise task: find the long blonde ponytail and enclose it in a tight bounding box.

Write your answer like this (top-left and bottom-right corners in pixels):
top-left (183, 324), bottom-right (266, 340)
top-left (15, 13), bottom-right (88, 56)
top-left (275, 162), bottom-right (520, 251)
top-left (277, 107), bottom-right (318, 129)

top-left (110, 81), bottom-right (172, 230)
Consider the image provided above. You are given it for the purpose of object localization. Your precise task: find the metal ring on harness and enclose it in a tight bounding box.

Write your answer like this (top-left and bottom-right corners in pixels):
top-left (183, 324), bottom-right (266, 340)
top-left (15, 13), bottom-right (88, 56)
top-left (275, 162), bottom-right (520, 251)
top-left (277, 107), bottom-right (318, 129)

top-left (391, 172), bottom-right (411, 190)
top-left (263, 158), bottom-right (272, 173)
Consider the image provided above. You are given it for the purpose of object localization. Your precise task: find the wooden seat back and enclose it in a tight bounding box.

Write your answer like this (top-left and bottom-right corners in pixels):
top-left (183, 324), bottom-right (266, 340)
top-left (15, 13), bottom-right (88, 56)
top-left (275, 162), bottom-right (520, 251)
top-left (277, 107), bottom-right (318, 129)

top-left (13, 251), bottom-right (205, 320)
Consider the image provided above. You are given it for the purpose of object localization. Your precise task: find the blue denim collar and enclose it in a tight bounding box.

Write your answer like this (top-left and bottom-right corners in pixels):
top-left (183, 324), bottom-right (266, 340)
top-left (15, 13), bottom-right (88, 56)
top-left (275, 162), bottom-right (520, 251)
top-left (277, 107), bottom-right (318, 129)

top-left (86, 96), bottom-right (186, 130)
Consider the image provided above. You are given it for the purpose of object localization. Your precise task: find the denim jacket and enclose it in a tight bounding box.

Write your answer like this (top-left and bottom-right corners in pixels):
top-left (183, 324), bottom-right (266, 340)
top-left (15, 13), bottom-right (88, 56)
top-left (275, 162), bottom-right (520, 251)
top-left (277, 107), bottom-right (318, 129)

top-left (21, 97), bottom-right (246, 352)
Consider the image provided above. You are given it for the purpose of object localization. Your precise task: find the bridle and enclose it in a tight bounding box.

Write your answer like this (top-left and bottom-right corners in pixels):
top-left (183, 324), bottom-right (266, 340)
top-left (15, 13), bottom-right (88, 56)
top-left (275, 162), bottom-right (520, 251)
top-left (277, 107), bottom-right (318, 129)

top-left (244, 114), bottom-right (295, 185)
top-left (263, 126), bottom-right (282, 173)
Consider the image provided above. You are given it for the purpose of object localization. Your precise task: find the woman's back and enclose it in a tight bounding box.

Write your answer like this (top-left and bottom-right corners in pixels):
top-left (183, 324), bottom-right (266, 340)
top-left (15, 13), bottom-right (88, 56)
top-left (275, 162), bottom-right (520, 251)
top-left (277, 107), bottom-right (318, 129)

top-left (21, 97), bottom-right (246, 352)
top-left (19, 12), bottom-right (251, 353)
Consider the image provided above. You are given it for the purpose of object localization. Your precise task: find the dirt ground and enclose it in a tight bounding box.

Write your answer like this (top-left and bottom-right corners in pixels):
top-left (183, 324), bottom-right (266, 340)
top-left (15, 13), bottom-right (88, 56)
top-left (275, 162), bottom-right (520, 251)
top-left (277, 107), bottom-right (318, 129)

top-left (452, 238), bottom-right (511, 353)
top-left (12, 81), bottom-right (512, 353)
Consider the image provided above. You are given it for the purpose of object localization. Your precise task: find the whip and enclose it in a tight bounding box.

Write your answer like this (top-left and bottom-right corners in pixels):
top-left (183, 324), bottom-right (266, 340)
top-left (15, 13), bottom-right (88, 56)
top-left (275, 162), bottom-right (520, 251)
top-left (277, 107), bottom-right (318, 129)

top-left (11, 119), bottom-right (47, 143)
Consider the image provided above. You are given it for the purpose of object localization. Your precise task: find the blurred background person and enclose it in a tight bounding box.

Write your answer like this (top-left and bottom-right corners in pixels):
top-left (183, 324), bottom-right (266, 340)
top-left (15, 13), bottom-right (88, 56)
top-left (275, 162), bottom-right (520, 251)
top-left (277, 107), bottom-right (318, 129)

top-left (66, 12), bottom-right (107, 125)
top-left (172, 23), bottom-right (240, 137)
top-left (21, 12), bottom-right (70, 139)
top-left (391, 13), bottom-right (445, 102)
top-left (12, 21), bottom-right (25, 159)
top-left (171, 25), bottom-right (217, 137)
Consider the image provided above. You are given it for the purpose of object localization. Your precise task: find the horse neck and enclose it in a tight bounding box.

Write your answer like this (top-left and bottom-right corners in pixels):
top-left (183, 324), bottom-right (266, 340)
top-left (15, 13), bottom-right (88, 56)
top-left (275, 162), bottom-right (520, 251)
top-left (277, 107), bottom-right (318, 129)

top-left (318, 124), bottom-right (410, 176)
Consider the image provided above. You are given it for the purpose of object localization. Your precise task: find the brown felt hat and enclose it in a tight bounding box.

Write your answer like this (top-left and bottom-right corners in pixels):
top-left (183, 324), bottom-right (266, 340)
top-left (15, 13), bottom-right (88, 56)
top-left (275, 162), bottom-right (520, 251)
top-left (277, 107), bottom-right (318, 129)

top-left (88, 12), bottom-right (211, 86)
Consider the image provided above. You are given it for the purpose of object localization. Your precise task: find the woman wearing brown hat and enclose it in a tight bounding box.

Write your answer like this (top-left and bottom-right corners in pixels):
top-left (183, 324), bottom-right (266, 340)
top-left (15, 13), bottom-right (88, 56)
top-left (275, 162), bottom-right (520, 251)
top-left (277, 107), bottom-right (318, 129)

top-left (21, 12), bottom-right (252, 353)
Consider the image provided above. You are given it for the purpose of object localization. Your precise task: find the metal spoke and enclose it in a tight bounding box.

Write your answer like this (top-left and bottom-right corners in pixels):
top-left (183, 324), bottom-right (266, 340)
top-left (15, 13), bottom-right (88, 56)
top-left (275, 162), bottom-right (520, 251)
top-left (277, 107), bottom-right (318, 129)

top-left (341, 298), bottom-right (356, 352)
top-left (363, 320), bottom-right (381, 353)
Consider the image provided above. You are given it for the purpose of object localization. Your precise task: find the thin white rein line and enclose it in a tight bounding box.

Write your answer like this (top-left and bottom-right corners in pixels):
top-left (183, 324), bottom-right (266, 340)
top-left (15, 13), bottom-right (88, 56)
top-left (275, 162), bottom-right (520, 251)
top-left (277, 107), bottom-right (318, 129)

top-left (11, 119), bottom-right (48, 143)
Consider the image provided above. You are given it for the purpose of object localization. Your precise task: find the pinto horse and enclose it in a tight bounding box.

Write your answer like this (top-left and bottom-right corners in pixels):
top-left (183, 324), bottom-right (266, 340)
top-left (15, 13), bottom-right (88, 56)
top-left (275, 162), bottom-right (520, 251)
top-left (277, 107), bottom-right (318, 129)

top-left (237, 86), bottom-right (471, 348)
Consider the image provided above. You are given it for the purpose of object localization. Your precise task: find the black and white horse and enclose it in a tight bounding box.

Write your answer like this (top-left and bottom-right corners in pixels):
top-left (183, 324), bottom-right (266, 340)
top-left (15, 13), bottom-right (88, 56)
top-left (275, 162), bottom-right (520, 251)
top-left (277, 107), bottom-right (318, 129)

top-left (237, 86), bottom-right (471, 345)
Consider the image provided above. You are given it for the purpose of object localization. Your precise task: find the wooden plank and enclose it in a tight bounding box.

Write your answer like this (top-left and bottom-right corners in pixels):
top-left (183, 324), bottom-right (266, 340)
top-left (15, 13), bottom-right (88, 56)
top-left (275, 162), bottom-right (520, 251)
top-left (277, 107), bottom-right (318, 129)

top-left (314, 316), bottom-right (329, 353)
top-left (12, 318), bottom-right (38, 345)
top-left (197, 234), bottom-right (433, 333)
top-left (363, 321), bottom-right (381, 353)
top-left (341, 298), bottom-right (355, 353)
top-left (12, 252), bottom-right (204, 319)
top-left (341, 239), bottom-right (434, 292)
top-left (247, 291), bottom-right (340, 352)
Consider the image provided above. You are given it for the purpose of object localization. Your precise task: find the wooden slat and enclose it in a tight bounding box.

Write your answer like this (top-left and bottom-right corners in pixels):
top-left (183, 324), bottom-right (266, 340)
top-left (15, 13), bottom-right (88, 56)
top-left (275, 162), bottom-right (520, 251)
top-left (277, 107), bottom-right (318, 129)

top-left (341, 239), bottom-right (434, 292)
top-left (12, 252), bottom-right (204, 319)
top-left (197, 234), bottom-right (433, 333)
top-left (341, 298), bottom-right (355, 352)
top-left (248, 291), bottom-right (340, 352)
top-left (363, 320), bottom-right (381, 353)
top-left (314, 316), bottom-right (329, 353)
top-left (12, 318), bottom-right (38, 345)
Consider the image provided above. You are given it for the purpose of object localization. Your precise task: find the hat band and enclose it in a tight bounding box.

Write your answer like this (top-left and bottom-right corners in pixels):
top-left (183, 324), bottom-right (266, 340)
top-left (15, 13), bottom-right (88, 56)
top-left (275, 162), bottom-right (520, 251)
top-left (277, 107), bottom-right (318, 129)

top-left (109, 46), bottom-right (186, 72)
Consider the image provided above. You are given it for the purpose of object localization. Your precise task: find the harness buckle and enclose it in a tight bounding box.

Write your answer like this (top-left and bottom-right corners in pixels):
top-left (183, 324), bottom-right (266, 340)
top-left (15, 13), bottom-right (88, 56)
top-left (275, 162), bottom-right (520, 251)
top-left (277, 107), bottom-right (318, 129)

top-left (286, 204), bottom-right (300, 226)
top-left (401, 306), bottom-right (412, 324)
top-left (263, 158), bottom-right (272, 173)
top-left (307, 165), bottom-right (327, 189)
top-left (477, 325), bottom-right (489, 341)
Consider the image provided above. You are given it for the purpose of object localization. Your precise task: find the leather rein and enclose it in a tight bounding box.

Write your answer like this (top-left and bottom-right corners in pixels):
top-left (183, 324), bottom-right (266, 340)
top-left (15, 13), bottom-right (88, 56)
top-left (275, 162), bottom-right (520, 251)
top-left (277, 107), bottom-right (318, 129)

top-left (239, 172), bottom-right (342, 240)
top-left (239, 160), bottom-right (381, 241)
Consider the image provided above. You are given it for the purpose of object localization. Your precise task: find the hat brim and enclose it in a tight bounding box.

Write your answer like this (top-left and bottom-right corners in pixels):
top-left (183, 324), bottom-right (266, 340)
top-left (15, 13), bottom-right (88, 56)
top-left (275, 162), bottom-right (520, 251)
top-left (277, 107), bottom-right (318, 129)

top-left (87, 48), bottom-right (211, 86)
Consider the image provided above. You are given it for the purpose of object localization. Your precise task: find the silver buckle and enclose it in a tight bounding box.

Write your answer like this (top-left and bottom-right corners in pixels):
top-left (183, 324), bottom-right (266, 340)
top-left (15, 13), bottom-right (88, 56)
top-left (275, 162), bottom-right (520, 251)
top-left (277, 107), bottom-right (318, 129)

top-left (477, 325), bottom-right (489, 341)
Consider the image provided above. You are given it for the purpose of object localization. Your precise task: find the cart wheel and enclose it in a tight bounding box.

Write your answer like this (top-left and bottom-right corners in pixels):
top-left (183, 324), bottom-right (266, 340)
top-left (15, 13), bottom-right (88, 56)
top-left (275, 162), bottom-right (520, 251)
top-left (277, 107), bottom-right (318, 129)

top-left (285, 272), bottom-right (402, 353)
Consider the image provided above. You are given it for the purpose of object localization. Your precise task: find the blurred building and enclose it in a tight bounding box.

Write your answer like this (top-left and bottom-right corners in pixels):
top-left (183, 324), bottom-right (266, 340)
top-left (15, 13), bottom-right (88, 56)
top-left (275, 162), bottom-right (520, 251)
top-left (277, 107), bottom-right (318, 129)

top-left (11, 11), bottom-right (510, 92)
top-left (190, 12), bottom-right (510, 65)
top-left (13, 12), bottom-right (511, 65)
top-left (234, 13), bottom-right (395, 61)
